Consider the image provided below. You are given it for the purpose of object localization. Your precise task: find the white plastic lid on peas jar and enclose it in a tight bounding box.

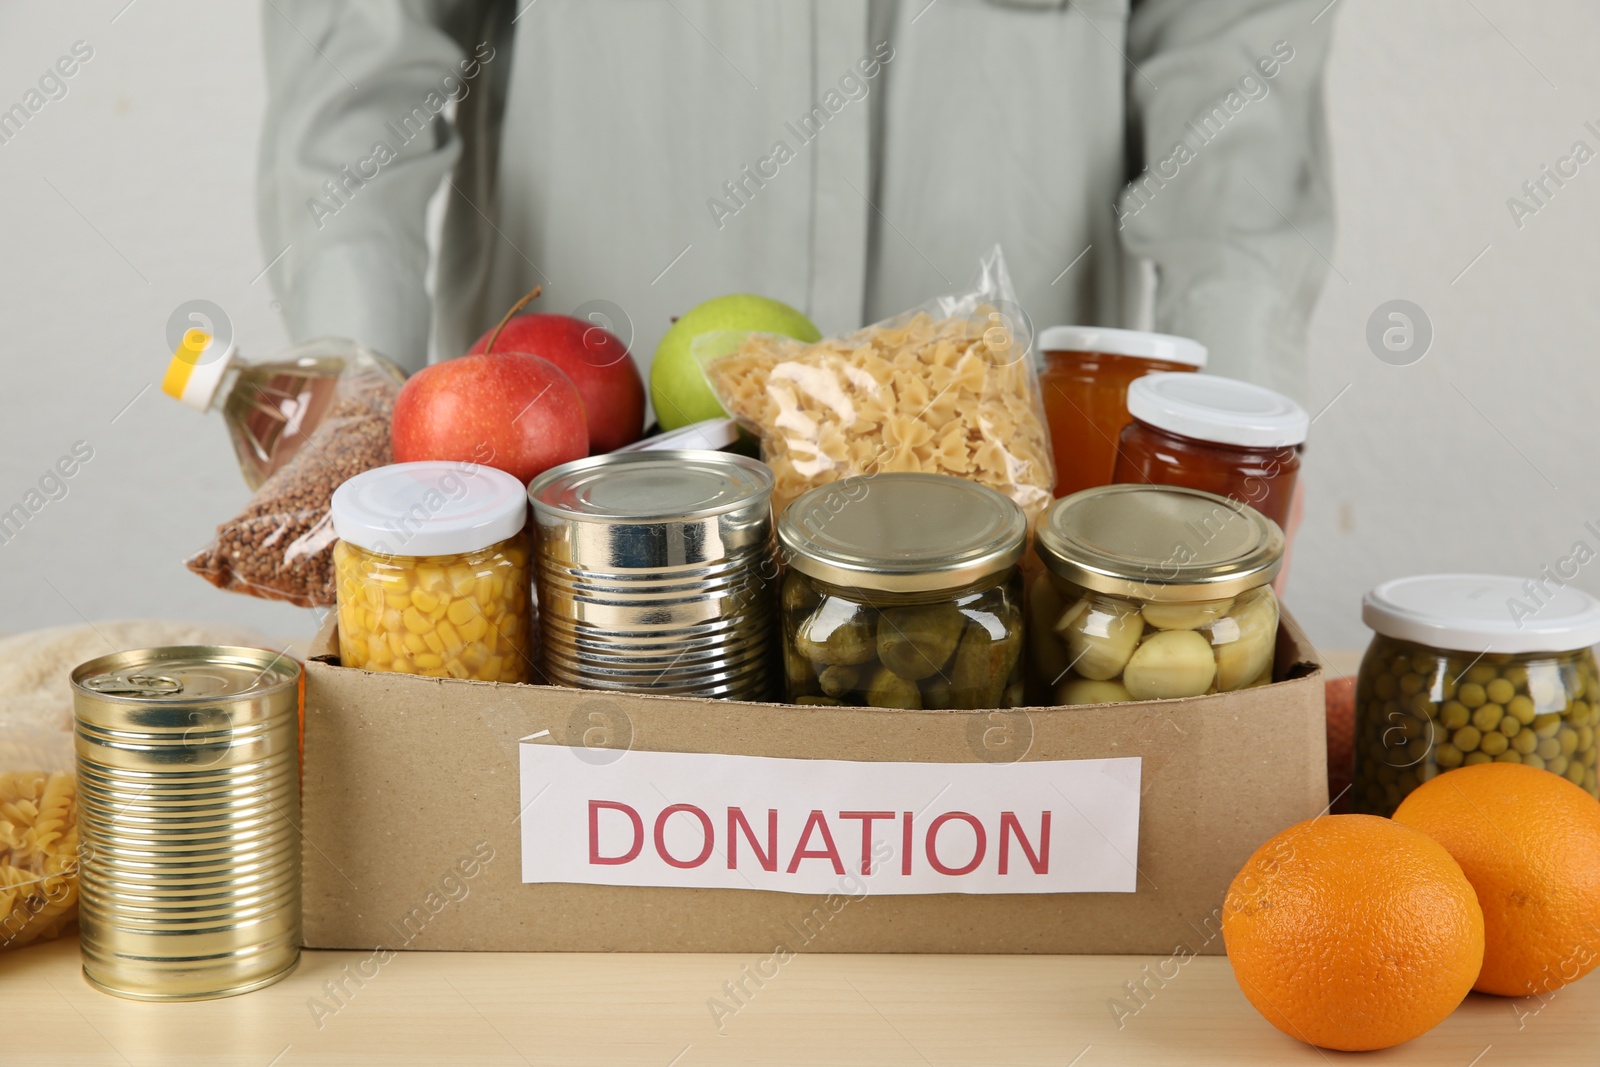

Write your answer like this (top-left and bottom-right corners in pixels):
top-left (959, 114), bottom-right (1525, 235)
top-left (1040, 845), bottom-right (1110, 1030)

top-left (1037, 326), bottom-right (1207, 367)
top-left (1126, 372), bottom-right (1310, 449)
top-left (1363, 574), bottom-right (1600, 655)
top-left (331, 461), bottom-right (528, 557)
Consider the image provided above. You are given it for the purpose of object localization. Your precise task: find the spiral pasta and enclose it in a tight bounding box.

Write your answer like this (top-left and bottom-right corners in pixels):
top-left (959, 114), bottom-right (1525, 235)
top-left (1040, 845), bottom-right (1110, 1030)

top-left (0, 770), bottom-right (79, 951)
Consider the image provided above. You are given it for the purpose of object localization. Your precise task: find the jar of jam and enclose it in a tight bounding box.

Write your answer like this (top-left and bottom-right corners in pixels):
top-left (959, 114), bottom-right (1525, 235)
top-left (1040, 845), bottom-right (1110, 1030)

top-left (777, 474), bottom-right (1027, 710)
top-left (1112, 373), bottom-right (1308, 529)
top-left (1351, 574), bottom-right (1600, 815)
top-left (1032, 485), bottom-right (1284, 705)
top-left (331, 462), bottom-right (533, 683)
top-left (1037, 326), bottom-right (1206, 499)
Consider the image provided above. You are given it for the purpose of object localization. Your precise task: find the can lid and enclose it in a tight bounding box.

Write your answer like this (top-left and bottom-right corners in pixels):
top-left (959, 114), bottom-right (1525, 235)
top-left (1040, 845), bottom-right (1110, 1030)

top-left (778, 473), bottom-right (1026, 593)
top-left (1036, 484), bottom-right (1284, 601)
top-left (71, 646), bottom-right (300, 705)
top-left (1127, 372), bottom-right (1309, 448)
top-left (160, 329), bottom-right (237, 411)
top-left (1363, 574), bottom-right (1600, 654)
top-left (1037, 326), bottom-right (1207, 367)
top-left (528, 450), bottom-right (773, 523)
top-left (332, 461), bottom-right (527, 556)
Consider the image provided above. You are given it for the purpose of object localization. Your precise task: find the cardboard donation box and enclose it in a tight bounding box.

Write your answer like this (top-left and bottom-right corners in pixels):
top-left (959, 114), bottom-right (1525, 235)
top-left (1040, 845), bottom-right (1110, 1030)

top-left (300, 612), bottom-right (1327, 955)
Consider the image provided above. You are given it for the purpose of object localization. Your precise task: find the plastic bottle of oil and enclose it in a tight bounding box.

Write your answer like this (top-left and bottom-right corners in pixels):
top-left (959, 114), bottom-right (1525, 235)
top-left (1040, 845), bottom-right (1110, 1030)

top-left (162, 332), bottom-right (403, 489)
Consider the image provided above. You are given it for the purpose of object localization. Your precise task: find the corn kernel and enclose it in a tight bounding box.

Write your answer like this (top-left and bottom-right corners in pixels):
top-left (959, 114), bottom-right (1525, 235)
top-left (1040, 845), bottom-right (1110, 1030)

top-left (424, 631), bottom-right (445, 654)
top-left (411, 589), bottom-right (440, 614)
top-left (415, 652), bottom-right (443, 669)
top-left (403, 606), bottom-right (431, 634)
top-left (403, 632), bottom-right (427, 654)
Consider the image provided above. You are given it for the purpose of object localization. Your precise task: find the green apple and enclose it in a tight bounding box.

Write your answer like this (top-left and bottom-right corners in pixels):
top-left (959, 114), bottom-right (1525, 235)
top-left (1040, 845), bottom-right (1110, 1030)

top-left (650, 294), bottom-right (821, 430)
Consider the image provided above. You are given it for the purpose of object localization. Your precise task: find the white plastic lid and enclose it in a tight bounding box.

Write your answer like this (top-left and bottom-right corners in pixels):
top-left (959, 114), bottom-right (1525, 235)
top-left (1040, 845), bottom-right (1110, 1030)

top-left (331, 462), bottom-right (528, 556)
top-left (1127, 372), bottom-right (1309, 449)
top-left (1037, 326), bottom-right (1207, 367)
top-left (1363, 574), bottom-right (1600, 655)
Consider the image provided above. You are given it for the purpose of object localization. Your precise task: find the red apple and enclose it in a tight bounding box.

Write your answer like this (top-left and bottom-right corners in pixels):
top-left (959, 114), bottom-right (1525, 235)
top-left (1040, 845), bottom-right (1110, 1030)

top-left (468, 313), bottom-right (645, 453)
top-left (391, 351), bottom-right (589, 485)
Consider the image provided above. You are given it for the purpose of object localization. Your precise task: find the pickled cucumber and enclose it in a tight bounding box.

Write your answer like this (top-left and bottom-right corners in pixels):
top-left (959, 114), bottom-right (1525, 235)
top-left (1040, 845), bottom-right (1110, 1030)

top-left (865, 665), bottom-right (922, 709)
top-left (878, 604), bottom-right (965, 681)
top-left (949, 619), bottom-right (1022, 709)
top-left (1028, 574), bottom-right (1071, 685)
top-left (1059, 596), bottom-right (1143, 681)
top-left (795, 598), bottom-right (877, 666)
top-left (1123, 629), bottom-right (1217, 700)
top-left (818, 665), bottom-right (860, 698)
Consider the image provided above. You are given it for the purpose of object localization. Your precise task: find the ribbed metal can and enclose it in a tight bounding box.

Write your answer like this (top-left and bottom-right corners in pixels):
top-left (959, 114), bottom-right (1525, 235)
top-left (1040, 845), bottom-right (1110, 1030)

top-left (70, 646), bottom-right (302, 1001)
top-left (528, 450), bottom-right (777, 699)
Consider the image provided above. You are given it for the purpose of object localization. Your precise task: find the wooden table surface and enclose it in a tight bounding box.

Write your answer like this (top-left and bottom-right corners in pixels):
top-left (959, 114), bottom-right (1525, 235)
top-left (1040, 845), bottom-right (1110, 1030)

top-left (3, 934), bottom-right (1595, 1066)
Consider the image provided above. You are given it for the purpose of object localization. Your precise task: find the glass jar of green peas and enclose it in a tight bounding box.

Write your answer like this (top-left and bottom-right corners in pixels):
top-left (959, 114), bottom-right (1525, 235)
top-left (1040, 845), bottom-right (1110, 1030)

top-left (1351, 574), bottom-right (1600, 815)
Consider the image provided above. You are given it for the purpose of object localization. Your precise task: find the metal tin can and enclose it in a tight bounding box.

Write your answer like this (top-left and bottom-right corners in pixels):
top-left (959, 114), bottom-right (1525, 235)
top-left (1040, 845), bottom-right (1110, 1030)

top-left (70, 646), bottom-right (302, 1001)
top-left (528, 449), bottom-right (777, 699)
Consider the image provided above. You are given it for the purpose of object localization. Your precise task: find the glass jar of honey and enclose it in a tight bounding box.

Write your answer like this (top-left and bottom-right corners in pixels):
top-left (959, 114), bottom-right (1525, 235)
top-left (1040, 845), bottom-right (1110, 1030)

top-left (1112, 373), bottom-right (1308, 529)
top-left (1037, 327), bottom-right (1206, 499)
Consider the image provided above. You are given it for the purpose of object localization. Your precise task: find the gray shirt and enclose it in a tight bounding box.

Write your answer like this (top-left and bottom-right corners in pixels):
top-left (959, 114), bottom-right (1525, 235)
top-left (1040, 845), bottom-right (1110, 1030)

top-left (258, 0), bottom-right (1334, 403)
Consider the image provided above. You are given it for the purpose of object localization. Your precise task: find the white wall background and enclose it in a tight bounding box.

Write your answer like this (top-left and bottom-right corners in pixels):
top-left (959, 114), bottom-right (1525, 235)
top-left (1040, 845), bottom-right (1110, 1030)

top-left (1, 0), bottom-right (1597, 653)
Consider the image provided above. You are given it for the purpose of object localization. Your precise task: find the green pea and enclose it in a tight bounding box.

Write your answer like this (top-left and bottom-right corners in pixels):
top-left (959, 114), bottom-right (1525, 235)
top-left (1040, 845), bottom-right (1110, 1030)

top-left (1399, 672), bottom-right (1425, 696)
top-left (1567, 761), bottom-right (1588, 785)
top-left (1374, 673), bottom-right (1398, 700)
top-left (1418, 764), bottom-right (1440, 782)
top-left (1508, 694), bottom-right (1537, 725)
top-left (1560, 728), bottom-right (1579, 756)
top-left (1411, 654), bottom-right (1438, 676)
top-left (1495, 751), bottom-right (1523, 763)
top-left (1524, 754), bottom-right (1547, 770)
top-left (1580, 725), bottom-right (1595, 752)
top-left (1464, 752), bottom-right (1493, 766)
top-left (1459, 683), bottom-right (1488, 709)
top-left (1389, 655), bottom-right (1411, 676)
top-left (1436, 743), bottom-right (1464, 769)
top-left (1513, 730), bottom-right (1540, 755)
top-left (1538, 737), bottom-right (1562, 760)
top-left (1479, 731), bottom-right (1509, 756)
top-left (1465, 662), bottom-right (1498, 686)
top-left (1535, 713), bottom-right (1563, 739)
top-left (1548, 755), bottom-right (1570, 776)
top-left (1499, 717), bottom-right (1522, 737)
top-left (1472, 703), bottom-right (1504, 732)
top-left (1485, 678), bottom-right (1515, 705)
top-left (1503, 664), bottom-right (1529, 689)
top-left (1454, 726), bottom-right (1483, 753)
top-left (1439, 701), bottom-right (1471, 730)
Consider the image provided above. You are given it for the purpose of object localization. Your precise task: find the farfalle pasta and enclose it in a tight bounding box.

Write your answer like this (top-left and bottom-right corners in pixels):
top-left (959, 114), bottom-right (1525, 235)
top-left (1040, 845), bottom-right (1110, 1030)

top-left (705, 248), bottom-right (1054, 521)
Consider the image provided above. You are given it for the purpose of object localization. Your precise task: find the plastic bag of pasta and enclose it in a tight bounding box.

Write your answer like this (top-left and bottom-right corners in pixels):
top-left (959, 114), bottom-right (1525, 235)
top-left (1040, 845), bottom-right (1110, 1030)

top-left (0, 726), bottom-right (78, 952)
top-left (703, 246), bottom-right (1054, 523)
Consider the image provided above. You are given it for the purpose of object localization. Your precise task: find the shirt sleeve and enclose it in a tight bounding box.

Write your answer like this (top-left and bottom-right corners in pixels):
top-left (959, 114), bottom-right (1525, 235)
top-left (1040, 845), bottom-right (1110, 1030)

top-left (257, 0), bottom-right (492, 372)
top-left (1121, 0), bottom-right (1337, 402)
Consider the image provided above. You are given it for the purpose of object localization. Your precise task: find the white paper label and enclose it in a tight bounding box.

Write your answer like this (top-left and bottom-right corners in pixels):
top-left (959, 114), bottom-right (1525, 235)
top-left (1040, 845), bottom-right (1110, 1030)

top-left (518, 745), bottom-right (1141, 896)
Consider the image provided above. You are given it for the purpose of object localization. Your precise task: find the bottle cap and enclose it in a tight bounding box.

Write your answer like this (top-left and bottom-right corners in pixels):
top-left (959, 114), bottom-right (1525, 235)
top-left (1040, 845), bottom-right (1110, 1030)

top-left (1363, 574), bottom-right (1600, 654)
top-left (161, 329), bottom-right (237, 410)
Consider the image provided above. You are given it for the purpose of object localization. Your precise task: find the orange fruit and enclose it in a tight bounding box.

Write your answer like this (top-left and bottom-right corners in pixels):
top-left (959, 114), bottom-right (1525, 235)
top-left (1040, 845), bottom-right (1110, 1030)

top-left (1393, 762), bottom-right (1600, 997)
top-left (1222, 815), bottom-right (1484, 1051)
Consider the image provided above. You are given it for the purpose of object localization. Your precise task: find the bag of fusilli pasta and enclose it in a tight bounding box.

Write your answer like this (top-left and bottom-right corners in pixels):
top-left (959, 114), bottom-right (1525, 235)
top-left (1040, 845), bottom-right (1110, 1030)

top-left (0, 727), bottom-right (78, 952)
top-left (703, 245), bottom-right (1055, 523)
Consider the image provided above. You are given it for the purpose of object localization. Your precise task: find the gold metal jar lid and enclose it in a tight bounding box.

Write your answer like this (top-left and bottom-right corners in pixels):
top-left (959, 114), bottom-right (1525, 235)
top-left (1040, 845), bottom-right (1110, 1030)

top-left (1036, 485), bottom-right (1284, 601)
top-left (778, 473), bottom-right (1026, 594)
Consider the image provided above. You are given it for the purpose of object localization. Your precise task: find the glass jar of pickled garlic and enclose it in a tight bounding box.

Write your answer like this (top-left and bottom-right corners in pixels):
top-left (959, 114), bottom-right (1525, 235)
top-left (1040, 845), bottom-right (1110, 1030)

top-left (1037, 326), bottom-right (1206, 499)
top-left (1032, 485), bottom-right (1285, 705)
top-left (1351, 574), bottom-right (1600, 815)
top-left (331, 462), bottom-right (533, 683)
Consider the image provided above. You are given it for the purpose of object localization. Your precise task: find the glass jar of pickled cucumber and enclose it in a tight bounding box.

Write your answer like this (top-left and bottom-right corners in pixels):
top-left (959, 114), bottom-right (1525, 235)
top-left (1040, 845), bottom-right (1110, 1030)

top-left (1352, 574), bottom-right (1600, 815)
top-left (776, 474), bottom-right (1027, 710)
top-left (331, 461), bottom-right (533, 683)
top-left (1033, 485), bottom-right (1285, 705)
